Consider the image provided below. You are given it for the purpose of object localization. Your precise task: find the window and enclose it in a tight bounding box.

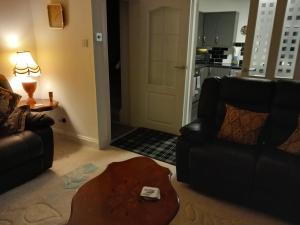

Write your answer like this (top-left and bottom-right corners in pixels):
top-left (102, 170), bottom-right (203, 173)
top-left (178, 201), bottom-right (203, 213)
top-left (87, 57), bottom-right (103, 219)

top-left (250, 0), bottom-right (277, 77)
top-left (275, 0), bottom-right (300, 79)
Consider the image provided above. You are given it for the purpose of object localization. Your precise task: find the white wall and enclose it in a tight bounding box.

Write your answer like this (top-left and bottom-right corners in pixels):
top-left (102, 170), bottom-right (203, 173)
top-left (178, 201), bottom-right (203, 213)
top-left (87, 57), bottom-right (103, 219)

top-left (29, 0), bottom-right (99, 146)
top-left (199, 0), bottom-right (250, 43)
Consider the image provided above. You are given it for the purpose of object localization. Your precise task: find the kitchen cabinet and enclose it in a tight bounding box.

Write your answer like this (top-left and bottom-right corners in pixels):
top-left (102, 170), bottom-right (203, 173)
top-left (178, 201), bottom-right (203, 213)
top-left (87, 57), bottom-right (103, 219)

top-left (191, 65), bottom-right (239, 120)
top-left (197, 12), bottom-right (204, 47)
top-left (192, 66), bottom-right (209, 121)
top-left (199, 66), bottom-right (209, 86)
top-left (209, 67), bottom-right (231, 77)
top-left (194, 65), bottom-right (210, 87)
top-left (202, 12), bottom-right (238, 47)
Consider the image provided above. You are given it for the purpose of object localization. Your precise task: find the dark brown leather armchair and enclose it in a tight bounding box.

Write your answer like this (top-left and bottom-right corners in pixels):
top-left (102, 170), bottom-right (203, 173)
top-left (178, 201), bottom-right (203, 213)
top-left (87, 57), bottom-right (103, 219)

top-left (0, 74), bottom-right (55, 193)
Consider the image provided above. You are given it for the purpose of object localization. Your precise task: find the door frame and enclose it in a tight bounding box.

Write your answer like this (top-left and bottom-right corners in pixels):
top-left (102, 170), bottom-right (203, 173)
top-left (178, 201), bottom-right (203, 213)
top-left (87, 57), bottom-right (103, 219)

top-left (182, 0), bottom-right (200, 125)
top-left (91, 0), bottom-right (111, 149)
top-left (92, 0), bottom-right (200, 148)
top-left (93, 0), bottom-right (300, 148)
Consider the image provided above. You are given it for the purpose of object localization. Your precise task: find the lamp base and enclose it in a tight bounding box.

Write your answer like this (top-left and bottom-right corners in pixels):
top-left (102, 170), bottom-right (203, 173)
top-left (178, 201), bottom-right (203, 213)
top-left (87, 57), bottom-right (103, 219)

top-left (26, 97), bottom-right (36, 106)
top-left (22, 81), bottom-right (37, 106)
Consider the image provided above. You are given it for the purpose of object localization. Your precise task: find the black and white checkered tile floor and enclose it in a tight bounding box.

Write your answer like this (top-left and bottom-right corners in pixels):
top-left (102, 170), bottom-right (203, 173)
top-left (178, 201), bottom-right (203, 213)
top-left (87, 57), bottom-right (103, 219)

top-left (111, 127), bottom-right (177, 165)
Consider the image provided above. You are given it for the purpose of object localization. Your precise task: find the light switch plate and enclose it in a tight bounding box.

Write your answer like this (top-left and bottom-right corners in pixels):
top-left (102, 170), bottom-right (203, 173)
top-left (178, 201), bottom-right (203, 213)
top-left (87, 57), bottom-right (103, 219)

top-left (96, 32), bottom-right (103, 42)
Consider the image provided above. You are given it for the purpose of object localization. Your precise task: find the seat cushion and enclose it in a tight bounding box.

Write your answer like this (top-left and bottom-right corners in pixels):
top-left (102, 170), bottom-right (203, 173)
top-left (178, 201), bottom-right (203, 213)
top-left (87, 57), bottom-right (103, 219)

top-left (252, 148), bottom-right (300, 222)
top-left (189, 139), bottom-right (259, 203)
top-left (0, 131), bottom-right (43, 173)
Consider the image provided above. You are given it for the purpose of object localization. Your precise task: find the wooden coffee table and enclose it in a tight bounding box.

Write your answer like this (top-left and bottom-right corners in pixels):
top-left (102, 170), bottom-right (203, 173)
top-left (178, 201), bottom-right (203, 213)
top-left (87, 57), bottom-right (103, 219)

top-left (66, 157), bottom-right (179, 225)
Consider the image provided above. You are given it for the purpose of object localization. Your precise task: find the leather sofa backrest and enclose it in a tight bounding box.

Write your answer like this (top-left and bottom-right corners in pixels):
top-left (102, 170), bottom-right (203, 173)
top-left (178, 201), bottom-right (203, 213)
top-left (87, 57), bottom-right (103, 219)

top-left (0, 74), bottom-right (12, 91)
top-left (198, 76), bottom-right (275, 137)
top-left (216, 76), bottom-right (274, 135)
top-left (219, 76), bottom-right (274, 112)
top-left (198, 77), bottom-right (221, 118)
top-left (197, 77), bottom-right (221, 137)
top-left (263, 79), bottom-right (300, 147)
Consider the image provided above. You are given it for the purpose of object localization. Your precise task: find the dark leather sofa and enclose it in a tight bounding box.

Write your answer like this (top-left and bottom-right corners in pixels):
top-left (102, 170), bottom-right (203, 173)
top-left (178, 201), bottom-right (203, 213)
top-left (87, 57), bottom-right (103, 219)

top-left (0, 74), bottom-right (54, 193)
top-left (176, 76), bottom-right (300, 223)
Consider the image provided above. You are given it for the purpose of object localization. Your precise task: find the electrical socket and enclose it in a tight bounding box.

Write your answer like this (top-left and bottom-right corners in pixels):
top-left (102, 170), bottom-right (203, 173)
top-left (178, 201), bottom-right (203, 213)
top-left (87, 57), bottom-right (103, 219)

top-left (59, 118), bottom-right (67, 123)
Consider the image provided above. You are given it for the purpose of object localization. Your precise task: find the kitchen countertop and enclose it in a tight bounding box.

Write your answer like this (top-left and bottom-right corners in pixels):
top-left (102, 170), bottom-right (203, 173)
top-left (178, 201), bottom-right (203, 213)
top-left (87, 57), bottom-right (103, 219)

top-left (195, 62), bottom-right (242, 70)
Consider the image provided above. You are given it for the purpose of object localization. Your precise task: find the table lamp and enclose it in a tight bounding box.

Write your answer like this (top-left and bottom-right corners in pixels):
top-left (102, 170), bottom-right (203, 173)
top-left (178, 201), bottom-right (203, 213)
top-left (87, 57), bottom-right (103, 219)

top-left (14, 51), bottom-right (41, 105)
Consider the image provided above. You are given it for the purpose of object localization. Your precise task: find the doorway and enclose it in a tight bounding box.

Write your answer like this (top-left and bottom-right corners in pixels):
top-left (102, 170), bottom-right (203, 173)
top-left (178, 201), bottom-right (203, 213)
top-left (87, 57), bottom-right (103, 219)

top-left (185, 0), bottom-right (300, 124)
top-left (106, 0), bottom-right (191, 139)
top-left (186, 0), bottom-right (251, 122)
top-left (95, 0), bottom-right (300, 148)
top-left (105, 0), bottom-right (191, 163)
top-left (128, 0), bottom-right (190, 135)
top-left (106, 0), bottom-right (133, 140)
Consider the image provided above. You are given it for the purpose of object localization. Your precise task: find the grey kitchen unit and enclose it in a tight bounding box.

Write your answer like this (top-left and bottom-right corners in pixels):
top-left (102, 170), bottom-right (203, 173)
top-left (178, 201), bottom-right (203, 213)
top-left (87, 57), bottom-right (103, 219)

top-left (197, 12), bottom-right (204, 47)
top-left (209, 67), bottom-right (231, 77)
top-left (202, 12), bottom-right (239, 47)
top-left (192, 64), bottom-right (241, 120)
top-left (199, 66), bottom-right (210, 86)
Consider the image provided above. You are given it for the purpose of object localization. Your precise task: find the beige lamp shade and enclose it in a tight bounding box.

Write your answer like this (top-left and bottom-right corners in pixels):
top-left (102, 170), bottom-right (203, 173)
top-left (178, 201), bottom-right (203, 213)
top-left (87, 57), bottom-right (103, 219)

top-left (14, 51), bottom-right (40, 77)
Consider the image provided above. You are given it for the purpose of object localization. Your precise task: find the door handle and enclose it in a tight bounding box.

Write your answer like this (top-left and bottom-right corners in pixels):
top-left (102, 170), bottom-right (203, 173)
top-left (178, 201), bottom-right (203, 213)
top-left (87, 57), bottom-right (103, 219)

top-left (215, 36), bottom-right (219, 44)
top-left (203, 35), bottom-right (206, 43)
top-left (174, 65), bottom-right (187, 70)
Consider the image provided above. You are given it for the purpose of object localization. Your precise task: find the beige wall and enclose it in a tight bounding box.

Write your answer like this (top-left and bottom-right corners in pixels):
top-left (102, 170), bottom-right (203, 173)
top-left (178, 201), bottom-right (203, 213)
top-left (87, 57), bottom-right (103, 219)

top-left (29, 0), bottom-right (99, 145)
top-left (0, 0), bottom-right (38, 96)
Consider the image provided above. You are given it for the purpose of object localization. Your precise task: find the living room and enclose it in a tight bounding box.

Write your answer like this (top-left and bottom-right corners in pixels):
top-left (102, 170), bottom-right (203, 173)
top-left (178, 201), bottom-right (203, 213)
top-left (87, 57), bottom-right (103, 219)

top-left (1, 0), bottom-right (300, 224)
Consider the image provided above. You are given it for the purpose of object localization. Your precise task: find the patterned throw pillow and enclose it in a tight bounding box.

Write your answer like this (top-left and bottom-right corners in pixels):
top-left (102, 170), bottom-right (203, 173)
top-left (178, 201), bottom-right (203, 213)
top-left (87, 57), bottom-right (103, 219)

top-left (218, 104), bottom-right (269, 145)
top-left (0, 105), bottom-right (30, 136)
top-left (0, 87), bottom-right (21, 125)
top-left (279, 115), bottom-right (300, 155)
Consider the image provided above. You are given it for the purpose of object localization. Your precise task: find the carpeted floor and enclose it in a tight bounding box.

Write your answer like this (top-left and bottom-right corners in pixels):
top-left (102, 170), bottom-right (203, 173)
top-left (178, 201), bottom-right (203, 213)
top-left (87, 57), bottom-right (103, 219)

top-left (111, 122), bottom-right (134, 140)
top-left (111, 127), bottom-right (177, 165)
top-left (0, 135), bottom-right (291, 225)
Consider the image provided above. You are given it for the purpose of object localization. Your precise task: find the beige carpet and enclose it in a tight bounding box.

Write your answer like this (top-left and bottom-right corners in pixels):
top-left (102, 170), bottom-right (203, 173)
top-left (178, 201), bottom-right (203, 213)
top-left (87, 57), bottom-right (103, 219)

top-left (0, 136), bottom-right (290, 225)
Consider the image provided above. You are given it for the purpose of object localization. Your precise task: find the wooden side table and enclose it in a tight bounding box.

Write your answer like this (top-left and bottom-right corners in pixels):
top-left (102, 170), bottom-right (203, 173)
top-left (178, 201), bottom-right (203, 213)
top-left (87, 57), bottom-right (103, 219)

top-left (19, 99), bottom-right (59, 112)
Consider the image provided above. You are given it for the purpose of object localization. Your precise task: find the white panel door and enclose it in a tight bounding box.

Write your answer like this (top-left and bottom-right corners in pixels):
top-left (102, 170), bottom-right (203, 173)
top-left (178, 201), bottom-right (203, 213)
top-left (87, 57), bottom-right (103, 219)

top-left (129, 0), bottom-right (189, 134)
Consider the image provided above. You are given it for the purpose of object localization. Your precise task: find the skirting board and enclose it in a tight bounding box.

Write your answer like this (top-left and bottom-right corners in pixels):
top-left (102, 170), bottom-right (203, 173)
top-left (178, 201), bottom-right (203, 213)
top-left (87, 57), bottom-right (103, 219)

top-left (53, 128), bottom-right (99, 149)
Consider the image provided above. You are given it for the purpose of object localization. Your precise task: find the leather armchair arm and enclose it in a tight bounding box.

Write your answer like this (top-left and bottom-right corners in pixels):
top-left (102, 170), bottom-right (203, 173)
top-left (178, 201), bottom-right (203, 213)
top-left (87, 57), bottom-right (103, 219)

top-left (25, 113), bottom-right (55, 130)
top-left (179, 118), bottom-right (208, 144)
top-left (176, 118), bottom-right (209, 183)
